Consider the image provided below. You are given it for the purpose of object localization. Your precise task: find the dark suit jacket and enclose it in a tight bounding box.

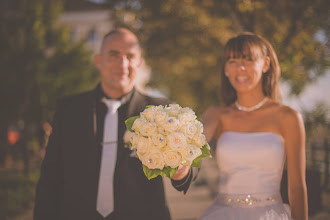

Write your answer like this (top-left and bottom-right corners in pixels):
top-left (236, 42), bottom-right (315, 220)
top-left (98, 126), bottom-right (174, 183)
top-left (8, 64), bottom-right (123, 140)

top-left (34, 86), bottom-right (196, 220)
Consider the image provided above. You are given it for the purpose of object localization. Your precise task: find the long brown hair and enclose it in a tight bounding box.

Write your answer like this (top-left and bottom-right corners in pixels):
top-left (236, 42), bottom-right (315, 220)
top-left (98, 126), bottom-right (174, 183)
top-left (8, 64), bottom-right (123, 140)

top-left (220, 32), bottom-right (282, 106)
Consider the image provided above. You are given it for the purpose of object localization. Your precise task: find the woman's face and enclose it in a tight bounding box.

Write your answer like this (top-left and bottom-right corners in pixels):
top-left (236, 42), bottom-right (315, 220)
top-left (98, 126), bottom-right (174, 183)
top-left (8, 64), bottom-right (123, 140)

top-left (224, 52), bottom-right (269, 95)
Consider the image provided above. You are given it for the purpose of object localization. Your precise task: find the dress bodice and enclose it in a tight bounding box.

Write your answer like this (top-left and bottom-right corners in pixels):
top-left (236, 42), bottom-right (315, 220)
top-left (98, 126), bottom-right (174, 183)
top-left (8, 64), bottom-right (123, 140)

top-left (216, 131), bottom-right (286, 195)
top-left (199, 131), bottom-right (291, 220)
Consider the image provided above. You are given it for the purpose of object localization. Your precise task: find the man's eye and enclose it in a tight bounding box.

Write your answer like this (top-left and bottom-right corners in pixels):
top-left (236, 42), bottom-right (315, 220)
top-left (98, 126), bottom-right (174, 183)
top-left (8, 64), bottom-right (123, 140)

top-left (127, 54), bottom-right (135, 60)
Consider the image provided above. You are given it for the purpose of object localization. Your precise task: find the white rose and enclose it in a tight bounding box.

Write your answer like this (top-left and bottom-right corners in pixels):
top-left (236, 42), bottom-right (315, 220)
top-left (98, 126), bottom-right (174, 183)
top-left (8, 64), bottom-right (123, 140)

top-left (158, 126), bottom-right (169, 136)
top-left (152, 133), bottom-right (167, 148)
top-left (163, 117), bottom-right (180, 133)
top-left (141, 149), bottom-right (165, 170)
top-left (153, 105), bottom-right (165, 111)
top-left (130, 133), bottom-right (141, 150)
top-left (139, 122), bottom-right (157, 137)
top-left (136, 136), bottom-right (152, 155)
top-left (123, 130), bottom-right (134, 143)
top-left (132, 117), bottom-right (146, 132)
top-left (167, 109), bottom-right (180, 117)
top-left (181, 122), bottom-right (198, 140)
top-left (168, 104), bottom-right (181, 110)
top-left (180, 107), bottom-right (195, 115)
top-left (154, 110), bottom-right (168, 125)
top-left (140, 107), bottom-right (155, 122)
top-left (166, 104), bottom-right (181, 117)
top-left (178, 112), bottom-right (197, 124)
top-left (194, 120), bottom-right (204, 133)
top-left (163, 150), bottom-right (182, 168)
top-left (192, 133), bottom-right (206, 148)
top-left (167, 132), bottom-right (187, 151)
top-left (181, 144), bottom-right (202, 166)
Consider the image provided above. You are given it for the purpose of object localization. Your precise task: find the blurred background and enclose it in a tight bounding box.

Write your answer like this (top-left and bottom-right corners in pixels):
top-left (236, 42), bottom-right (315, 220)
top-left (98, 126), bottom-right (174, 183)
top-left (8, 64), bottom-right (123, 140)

top-left (0, 0), bottom-right (329, 219)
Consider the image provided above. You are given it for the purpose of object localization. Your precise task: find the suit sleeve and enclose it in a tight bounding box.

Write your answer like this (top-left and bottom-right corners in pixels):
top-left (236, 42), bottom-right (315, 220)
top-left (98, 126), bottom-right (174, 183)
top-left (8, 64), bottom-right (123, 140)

top-left (34, 101), bottom-right (64, 220)
top-left (171, 167), bottom-right (199, 194)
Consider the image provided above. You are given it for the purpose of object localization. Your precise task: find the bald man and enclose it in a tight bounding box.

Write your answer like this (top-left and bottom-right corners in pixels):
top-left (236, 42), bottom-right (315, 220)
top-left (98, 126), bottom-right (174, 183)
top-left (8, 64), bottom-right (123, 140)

top-left (34, 28), bottom-right (197, 220)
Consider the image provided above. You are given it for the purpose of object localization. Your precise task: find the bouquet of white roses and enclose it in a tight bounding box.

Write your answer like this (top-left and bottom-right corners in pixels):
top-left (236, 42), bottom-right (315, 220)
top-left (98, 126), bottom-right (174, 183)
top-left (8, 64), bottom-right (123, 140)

top-left (125, 104), bottom-right (211, 180)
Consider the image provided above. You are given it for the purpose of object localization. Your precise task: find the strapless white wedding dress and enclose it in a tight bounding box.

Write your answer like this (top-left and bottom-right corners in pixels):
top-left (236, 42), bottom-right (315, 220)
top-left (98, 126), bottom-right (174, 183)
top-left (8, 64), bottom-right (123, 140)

top-left (199, 132), bottom-right (292, 220)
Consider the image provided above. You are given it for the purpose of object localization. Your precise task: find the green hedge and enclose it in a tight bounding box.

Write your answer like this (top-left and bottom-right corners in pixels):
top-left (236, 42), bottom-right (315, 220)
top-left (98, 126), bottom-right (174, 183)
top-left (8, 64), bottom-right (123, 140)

top-left (0, 170), bottom-right (39, 219)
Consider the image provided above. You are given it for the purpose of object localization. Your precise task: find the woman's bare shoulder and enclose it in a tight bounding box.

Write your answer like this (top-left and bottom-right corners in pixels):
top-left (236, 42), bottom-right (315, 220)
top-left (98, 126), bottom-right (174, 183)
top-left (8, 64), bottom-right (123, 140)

top-left (266, 101), bottom-right (300, 116)
top-left (273, 103), bottom-right (304, 132)
top-left (203, 105), bottom-right (232, 118)
top-left (276, 104), bottom-right (301, 119)
top-left (202, 106), bottom-right (231, 129)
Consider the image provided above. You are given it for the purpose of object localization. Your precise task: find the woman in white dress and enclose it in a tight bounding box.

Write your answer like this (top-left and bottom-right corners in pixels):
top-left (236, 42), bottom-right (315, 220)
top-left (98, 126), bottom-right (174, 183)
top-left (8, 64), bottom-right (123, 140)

top-left (200, 33), bottom-right (308, 220)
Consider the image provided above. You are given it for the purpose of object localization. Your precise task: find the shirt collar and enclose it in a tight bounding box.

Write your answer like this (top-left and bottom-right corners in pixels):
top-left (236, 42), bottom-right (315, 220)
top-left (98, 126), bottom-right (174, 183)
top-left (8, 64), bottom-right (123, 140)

top-left (95, 84), bottom-right (134, 105)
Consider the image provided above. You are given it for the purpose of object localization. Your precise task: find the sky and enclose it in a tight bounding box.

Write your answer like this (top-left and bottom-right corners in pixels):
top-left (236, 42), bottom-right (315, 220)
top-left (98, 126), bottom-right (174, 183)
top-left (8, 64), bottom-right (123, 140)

top-left (282, 72), bottom-right (330, 117)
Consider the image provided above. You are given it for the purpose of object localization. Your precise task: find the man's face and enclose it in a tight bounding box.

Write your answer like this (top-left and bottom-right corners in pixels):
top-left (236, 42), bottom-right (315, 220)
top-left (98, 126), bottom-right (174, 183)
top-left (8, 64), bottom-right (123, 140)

top-left (95, 33), bottom-right (142, 97)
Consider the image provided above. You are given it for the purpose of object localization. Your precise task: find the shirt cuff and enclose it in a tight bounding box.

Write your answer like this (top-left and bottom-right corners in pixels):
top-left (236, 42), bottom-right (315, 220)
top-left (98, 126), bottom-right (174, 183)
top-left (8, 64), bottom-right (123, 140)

top-left (171, 167), bottom-right (192, 188)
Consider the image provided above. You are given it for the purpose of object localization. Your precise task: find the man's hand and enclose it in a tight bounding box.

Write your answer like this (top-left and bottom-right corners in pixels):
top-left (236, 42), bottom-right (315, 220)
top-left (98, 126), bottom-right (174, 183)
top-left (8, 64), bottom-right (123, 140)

top-left (172, 165), bottom-right (190, 180)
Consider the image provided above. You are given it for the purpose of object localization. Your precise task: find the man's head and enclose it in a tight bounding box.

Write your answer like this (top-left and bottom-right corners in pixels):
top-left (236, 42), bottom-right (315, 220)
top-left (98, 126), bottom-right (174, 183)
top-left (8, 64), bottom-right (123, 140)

top-left (94, 28), bottom-right (142, 99)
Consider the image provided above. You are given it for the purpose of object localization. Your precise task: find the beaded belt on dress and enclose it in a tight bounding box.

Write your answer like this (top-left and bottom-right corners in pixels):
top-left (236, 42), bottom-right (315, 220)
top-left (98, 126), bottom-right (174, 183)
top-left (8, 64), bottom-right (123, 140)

top-left (216, 193), bottom-right (282, 208)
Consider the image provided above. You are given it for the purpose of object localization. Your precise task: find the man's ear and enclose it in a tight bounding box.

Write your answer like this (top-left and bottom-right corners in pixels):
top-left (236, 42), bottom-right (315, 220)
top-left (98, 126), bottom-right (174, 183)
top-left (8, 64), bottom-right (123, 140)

top-left (137, 57), bottom-right (142, 67)
top-left (94, 54), bottom-right (101, 69)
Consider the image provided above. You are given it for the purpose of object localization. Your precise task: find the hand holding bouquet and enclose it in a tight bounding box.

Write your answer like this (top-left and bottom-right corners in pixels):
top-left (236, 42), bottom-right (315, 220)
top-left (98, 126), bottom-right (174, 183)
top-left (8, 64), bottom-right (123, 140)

top-left (125, 104), bottom-right (211, 180)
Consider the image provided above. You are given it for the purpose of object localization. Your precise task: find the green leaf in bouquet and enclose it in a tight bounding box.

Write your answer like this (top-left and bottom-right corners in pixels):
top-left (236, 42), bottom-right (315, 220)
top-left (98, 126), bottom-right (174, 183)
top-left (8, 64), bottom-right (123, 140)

top-left (196, 117), bottom-right (202, 122)
top-left (161, 166), bottom-right (171, 178)
top-left (142, 165), bottom-right (161, 180)
top-left (125, 116), bottom-right (140, 132)
top-left (191, 155), bottom-right (202, 168)
top-left (202, 143), bottom-right (212, 158)
top-left (191, 143), bottom-right (212, 168)
top-left (146, 105), bottom-right (154, 109)
top-left (142, 165), bottom-right (179, 180)
top-left (169, 166), bottom-right (179, 178)
top-left (161, 166), bottom-right (179, 178)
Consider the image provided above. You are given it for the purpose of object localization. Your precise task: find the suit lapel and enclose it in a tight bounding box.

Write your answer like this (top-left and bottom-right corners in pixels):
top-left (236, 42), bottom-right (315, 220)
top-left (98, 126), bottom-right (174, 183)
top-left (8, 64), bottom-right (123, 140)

top-left (85, 88), bottom-right (98, 151)
top-left (127, 89), bottom-right (147, 118)
top-left (83, 89), bottom-right (102, 203)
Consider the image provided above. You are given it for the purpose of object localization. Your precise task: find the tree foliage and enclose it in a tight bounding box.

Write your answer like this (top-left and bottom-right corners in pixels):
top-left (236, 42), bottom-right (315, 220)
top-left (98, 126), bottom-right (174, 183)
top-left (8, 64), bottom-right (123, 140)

top-left (0, 0), bottom-right (98, 152)
top-left (303, 103), bottom-right (330, 143)
top-left (105, 0), bottom-right (329, 115)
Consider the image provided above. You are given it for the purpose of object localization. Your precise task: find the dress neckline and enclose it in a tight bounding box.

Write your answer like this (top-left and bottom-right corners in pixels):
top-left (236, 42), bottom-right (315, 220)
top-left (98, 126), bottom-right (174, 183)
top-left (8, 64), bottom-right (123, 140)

top-left (220, 131), bottom-right (284, 143)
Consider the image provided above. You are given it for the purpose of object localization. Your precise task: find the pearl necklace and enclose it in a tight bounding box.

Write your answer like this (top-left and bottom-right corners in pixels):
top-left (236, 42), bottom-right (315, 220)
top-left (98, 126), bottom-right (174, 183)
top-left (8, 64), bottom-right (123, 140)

top-left (235, 97), bottom-right (269, 112)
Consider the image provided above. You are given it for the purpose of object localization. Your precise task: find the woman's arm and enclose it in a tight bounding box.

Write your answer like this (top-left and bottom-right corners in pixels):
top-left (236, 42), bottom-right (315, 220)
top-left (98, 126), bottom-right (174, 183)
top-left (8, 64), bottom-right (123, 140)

top-left (202, 107), bottom-right (221, 143)
top-left (281, 107), bottom-right (308, 220)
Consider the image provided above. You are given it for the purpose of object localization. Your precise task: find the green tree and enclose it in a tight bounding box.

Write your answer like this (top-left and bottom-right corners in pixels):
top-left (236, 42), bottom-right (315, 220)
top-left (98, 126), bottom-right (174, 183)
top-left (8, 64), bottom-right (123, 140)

top-left (303, 103), bottom-right (330, 191)
top-left (105, 0), bottom-right (329, 115)
top-left (304, 103), bottom-right (330, 145)
top-left (0, 0), bottom-right (98, 164)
